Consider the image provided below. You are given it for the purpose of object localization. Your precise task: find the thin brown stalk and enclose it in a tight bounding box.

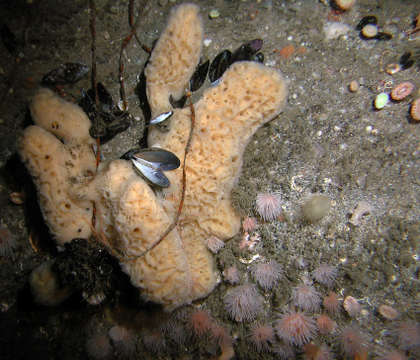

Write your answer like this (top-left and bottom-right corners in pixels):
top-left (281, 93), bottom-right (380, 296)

top-left (119, 1), bottom-right (151, 111)
top-left (88, 0), bottom-right (101, 170)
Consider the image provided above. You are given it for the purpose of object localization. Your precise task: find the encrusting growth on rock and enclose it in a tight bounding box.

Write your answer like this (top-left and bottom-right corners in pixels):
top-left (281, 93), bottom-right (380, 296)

top-left (18, 3), bottom-right (287, 310)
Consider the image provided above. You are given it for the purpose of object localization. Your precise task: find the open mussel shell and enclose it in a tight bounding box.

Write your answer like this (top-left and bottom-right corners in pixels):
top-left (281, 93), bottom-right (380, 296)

top-left (123, 147), bottom-right (181, 187)
top-left (209, 50), bottom-right (232, 83)
top-left (131, 159), bottom-right (171, 188)
top-left (131, 148), bottom-right (180, 171)
top-left (190, 59), bottom-right (210, 92)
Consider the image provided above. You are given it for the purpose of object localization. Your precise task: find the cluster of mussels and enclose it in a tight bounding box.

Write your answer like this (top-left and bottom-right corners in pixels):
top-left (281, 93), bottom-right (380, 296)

top-left (189, 38), bottom-right (264, 92)
top-left (39, 62), bottom-right (132, 144)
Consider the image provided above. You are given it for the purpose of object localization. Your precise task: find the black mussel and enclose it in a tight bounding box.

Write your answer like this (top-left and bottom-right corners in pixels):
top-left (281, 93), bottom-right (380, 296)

top-left (125, 147), bottom-right (180, 188)
top-left (131, 148), bottom-right (180, 171)
top-left (401, 59), bottom-right (414, 70)
top-left (94, 116), bottom-right (130, 143)
top-left (80, 89), bottom-right (96, 120)
top-left (150, 110), bottom-right (173, 125)
top-left (169, 94), bottom-right (187, 109)
top-left (209, 50), bottom-right (232, 83)
top-left (251, 52), bottom-right (264, 63)
top-left (374, 32), bottom-right (392, 40)
top-left (132, 161), bottom-right (171, 188)
top-left (121, 148), bottom-right (140, 160)
top-left (135, 69), bottom-right (151, 122)
top-left (89, 122), bottom-right (107, 139)
top-left (399, 51), bottom-right (415, 70)
top-left (231, 39), bottom-right (263, 63)
top-left (81, 83), bottom-right (115, 122)
top-left (190, 59), bottom-right (209, 92)
top-left (81, 82), bottom-right (131, 143)
top-left (356, 16), bottom-right (377, 31)
top-left (399, 51), bottom-right (412, 65)
top-left (42, 62), bottom-right (89, 85)
top-left (1, 24), bottom-right (18, 55)
top-left (95, 82), bottom-right (114, 108)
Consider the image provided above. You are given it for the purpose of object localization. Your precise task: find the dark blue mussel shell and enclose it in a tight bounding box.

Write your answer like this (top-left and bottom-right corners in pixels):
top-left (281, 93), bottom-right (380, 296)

top-left (80, 82), bottom-right (131, 143)
top-left (399, 51), bottom-right (414, 70)
top-left (356, 16), bottom-right (377, 31)
top-left (208, 39), bottom-right (263, 83)
top-left (231, 39), bottom-right (263, 62)
top-left (209, 50), bottom-right (232, 83)
top-left (251, 52), bottom-right (264, 63)
top-left (122, 147), bottom-right (181, 188)
top-left (42, 62), bottom-right (89, 85)
top-left (190, 59), bottom-right (210, 92)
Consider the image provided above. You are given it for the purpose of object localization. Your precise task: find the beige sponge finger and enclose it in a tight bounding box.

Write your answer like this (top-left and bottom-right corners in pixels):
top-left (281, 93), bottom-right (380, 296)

top-left (30, 88), bottom-right (93, 144)
top-left (19, 126), bottom-right (93, 245)
top-left (145, 3), bottom-right (203, 117)
top-left (96, 160), bottom-right (194, 309)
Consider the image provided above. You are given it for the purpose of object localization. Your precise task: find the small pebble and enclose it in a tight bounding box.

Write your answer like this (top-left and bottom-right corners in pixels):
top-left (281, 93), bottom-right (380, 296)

top-left (385, 63), bottom-right (401, 75)
top-left (334, 0), bottom-right (356, 11)
top-left (374, 92), bottom-right (389, 110)
top-left (362, 24), bottom-right (378, 38)
top-left (349, 80), bottom-right (359, 93)
top-left (343, 296), bottom-right (361, 317)
top-left (323, 22), bottom-right (351, 41)
top-left (410, 98), bottom-right (420, 121)
top-left (378, 305), bottom-right (399, 320)
top-left (391, 82), bottom-right (414, 101)
top-left (349, 201), bottom-right (372, 226)
top-left (9, 191), bottom-right (25, 205)
top-left (209, 9), bottom-right (220, 19)
top-left (302, 194), bottom-right (331, 223)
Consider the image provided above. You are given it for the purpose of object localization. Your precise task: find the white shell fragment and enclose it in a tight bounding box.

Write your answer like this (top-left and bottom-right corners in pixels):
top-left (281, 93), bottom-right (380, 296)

top-left (349, 201), bottom-right (372, 226)
top-left (150, 110), bottom-right (173, 125)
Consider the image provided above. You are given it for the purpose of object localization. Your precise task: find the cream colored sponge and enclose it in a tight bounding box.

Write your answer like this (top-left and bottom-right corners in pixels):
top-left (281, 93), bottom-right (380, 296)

top-left (145, 3), bottom-right (203, 118)
top-left (19, 88), bottom-right (96, 245)
top-left (19, 3), bottom-right (288, 310)
top-left (30, 87), bottom-right (93, 144)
